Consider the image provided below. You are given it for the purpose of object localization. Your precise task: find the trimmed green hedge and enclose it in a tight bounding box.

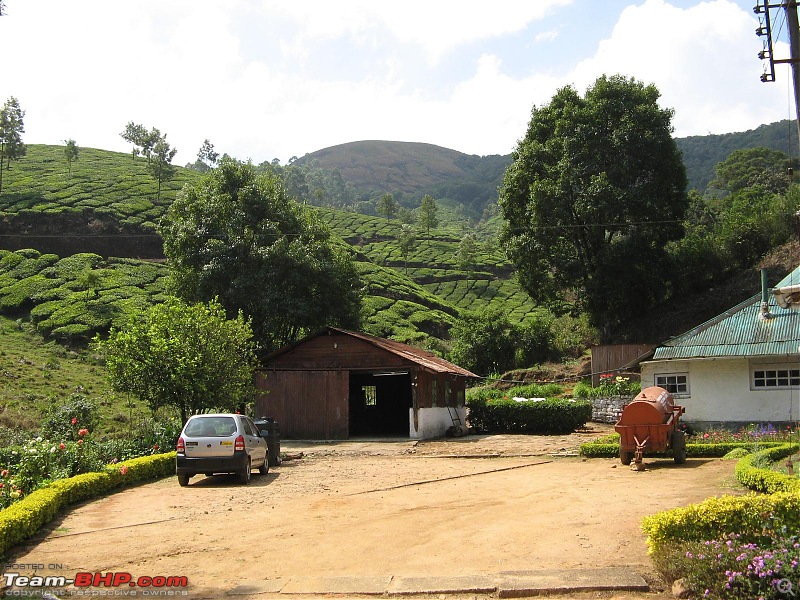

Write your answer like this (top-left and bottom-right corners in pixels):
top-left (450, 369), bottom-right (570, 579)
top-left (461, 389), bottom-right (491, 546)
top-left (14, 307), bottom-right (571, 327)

top-left (466, 397), bottom-right (592, 434)
top-left (579, 436), bottom-right (791, 459)
top-left (0, 451), bottom-right (176, 555)
top-left (734, 443), bottom-right (800, 493)
top-left (641, 491), bottom-right (800, 555)
top-left (641, 443), bottom-right (800, 555)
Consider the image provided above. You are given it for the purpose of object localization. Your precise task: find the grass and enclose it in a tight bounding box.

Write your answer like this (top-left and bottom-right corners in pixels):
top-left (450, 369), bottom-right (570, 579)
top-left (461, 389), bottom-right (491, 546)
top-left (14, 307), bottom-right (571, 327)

top-left (0, 314), bottom-right (148, 438)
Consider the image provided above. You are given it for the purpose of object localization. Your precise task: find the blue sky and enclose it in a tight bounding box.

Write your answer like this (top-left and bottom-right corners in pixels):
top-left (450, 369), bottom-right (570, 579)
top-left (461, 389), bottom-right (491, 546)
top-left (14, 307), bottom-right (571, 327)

top-left (0, 0), bottom-right (793, 164)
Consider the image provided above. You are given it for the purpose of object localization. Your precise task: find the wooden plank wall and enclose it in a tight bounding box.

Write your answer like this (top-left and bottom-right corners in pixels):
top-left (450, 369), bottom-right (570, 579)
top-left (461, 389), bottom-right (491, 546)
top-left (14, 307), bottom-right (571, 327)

top-left (591, 344), bottom-right (652, 386)
top-left (268, 333), bottom-right (409, 370)
top-left (255, 370), bottom-right (349, 439)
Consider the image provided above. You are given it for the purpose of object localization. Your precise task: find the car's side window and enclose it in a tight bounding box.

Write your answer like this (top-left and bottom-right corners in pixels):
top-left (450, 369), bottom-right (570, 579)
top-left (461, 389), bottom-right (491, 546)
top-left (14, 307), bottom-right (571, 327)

top-left (242, 417), bottom-right (256, 436)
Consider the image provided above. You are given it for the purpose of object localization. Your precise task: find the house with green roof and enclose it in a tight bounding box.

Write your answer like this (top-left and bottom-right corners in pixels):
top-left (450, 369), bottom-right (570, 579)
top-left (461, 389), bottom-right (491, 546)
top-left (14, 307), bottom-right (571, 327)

top-left (640, 267), bottom-right (800, 428)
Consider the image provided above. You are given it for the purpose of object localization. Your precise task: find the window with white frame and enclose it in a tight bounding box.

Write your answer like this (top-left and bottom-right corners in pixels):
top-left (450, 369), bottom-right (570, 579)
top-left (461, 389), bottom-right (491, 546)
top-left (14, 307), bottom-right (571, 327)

top-left (655, 373), bottom-right (689, 394)
top-left (752, 366), bottom-right (800, 389)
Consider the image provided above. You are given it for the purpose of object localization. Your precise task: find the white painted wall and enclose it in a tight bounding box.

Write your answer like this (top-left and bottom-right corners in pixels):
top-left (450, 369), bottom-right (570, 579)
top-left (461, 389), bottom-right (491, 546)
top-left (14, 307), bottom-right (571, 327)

top-left (409, 407), bottom-right (465, 439)
top-left (641, 357), bottom-right (800, 424)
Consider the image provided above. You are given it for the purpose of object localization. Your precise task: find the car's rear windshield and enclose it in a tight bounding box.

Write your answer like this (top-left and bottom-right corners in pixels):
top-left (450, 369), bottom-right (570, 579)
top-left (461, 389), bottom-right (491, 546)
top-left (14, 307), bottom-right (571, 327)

top-left (184, 416), bottom-right (237, 437)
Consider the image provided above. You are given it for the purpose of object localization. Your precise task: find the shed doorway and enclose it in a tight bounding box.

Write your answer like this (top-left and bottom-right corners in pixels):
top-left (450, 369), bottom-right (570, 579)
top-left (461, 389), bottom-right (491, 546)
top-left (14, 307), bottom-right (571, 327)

top-left (349, 372), bottom-right (412, 436)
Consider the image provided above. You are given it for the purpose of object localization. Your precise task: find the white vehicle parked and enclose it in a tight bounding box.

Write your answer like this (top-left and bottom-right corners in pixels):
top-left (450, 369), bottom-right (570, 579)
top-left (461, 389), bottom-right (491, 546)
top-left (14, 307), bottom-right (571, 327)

top-left (175, 413), bottom-right (268, 486)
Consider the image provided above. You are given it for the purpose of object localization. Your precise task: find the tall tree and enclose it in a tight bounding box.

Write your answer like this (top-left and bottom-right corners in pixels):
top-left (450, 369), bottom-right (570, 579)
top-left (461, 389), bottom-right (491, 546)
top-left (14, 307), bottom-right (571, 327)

top-left (499, 75), bottom-right (688, 339)
top-left (64, 139), bottom-right (79, 177)
top-left (147, 134), bottom-right (177, 202)
top-left (196, 139), bottom-right (219, 172)
top-left (0, 96), bottom-right (25, 194)
top-left (120, 122), bottom-right (148, 160)
top-left (418, 194), bottom-right (439, 235)
top-left (397, 224), bottom-right (417, 275)
top-left (97, 297), bottom-right (259, 423)
top-left (456, 234), bottom-right (478, 272)
top-left (377, 193), bottom-right (398, 221)
top-left (159, 159), bottom-right (362, 352)
top-left (710, 147), bottom-right (798, 195)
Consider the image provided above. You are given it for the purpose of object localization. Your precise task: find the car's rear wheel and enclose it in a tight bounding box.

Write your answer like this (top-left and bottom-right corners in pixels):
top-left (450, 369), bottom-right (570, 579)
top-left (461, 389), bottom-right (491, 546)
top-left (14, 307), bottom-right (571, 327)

top-left (238, 458), bottom-right (251, 484)
top-left (258, 457), bottom-right (269, 475)
top-left (177, 474), bottom-right (190, 487)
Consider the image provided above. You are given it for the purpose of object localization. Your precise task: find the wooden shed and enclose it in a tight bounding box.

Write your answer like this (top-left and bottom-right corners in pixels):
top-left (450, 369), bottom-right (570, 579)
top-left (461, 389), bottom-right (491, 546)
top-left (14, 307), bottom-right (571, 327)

top-left (254, 328), bottom-right (478, 440)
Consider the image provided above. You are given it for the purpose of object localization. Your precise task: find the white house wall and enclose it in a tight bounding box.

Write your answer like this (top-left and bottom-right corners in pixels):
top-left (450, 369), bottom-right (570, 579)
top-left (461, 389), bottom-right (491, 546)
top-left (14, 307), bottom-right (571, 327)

top-left (409, 407), bottom-right (464, 439)
top-left (641, 357), bottom-right (800, 426)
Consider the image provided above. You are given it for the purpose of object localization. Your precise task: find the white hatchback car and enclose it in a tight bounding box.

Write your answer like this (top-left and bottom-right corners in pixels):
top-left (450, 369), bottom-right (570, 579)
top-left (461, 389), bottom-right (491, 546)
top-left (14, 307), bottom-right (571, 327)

top-left (175, 413), bottom-right (268, 486)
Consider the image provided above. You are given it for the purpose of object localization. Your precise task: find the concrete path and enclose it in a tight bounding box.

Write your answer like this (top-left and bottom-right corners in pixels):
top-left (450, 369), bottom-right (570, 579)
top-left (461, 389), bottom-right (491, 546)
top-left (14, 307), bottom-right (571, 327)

top-left (226, 567), bottom-right (649, 597)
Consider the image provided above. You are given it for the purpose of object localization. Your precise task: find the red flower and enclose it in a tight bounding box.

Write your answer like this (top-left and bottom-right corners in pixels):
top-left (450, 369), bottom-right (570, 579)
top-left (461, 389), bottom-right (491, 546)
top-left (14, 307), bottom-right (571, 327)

top-left (0, 483), bottom-right (4, 488)
top-left (59, 442), bottom-right (65, 450)
top-left (1, 469), bottom-right (7, 477)
top-left (153, 444), bottom-right (159, 451)
top-left (71, 417), bottom-right (78, 425)
top-left (120, 466), bottom-right (128, 476)
top-left (78, 428), bottom-right (89, 437)
top-left (77, 439), bottom-right (83, 445)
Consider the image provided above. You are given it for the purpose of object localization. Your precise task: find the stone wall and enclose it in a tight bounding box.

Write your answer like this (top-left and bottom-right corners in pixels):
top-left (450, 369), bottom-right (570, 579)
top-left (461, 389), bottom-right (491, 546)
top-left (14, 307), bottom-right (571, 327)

top-left (591, 395), bottom-right (635, 424)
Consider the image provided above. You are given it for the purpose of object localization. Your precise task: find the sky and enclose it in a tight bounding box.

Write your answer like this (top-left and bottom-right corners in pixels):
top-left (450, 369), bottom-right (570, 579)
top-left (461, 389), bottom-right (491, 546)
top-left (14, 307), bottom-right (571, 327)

top-left (0, 0), bottom-right (796, 165)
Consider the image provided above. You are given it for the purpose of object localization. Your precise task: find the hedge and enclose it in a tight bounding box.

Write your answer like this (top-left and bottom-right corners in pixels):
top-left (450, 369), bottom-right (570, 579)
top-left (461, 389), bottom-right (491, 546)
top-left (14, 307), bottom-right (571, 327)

top-left (466, 397), bottom-right (592, 434)
top-left (733, 443), bottom-right (800, 493)
top-left (641, 443), bottom-right (800, 555)
top-left (579, 436), bottom-right (792, 459)
top-left (0, 451), bottom-right (176, 555)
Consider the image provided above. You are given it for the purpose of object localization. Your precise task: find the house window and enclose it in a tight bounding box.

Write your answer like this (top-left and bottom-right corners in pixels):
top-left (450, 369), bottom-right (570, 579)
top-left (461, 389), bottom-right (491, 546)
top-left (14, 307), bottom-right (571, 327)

top-left (752, 367), bottom-right (800, 389)
top-left (363, 385), bottom-right (377, 406)
top-left (655, 373), bottom-right (689, 394)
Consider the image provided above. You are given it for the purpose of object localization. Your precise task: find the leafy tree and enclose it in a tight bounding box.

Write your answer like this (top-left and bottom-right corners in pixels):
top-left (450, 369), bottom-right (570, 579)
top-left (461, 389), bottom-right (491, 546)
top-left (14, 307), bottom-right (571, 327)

top-left (449, 308), bottom-right (517, 375)
top-left (456, 234), bottom-right (478, 272)
top-left (120, 122), bottom-right (160, 162)
top-left (64, 139), bottom-right (79, 177)
top-left (397, 224), bottom-right (417, 274)
top-left (710, 147), bottom-right (798, 195)
top-left (96, 297), bottom-right (259, 423)
top-left (120, 122), bottom-right (148, 160)
top-left (377, 193), bottom-right (398, 221)
top-left (418, 194), bottom-right (439, 235)
top-left (499, 75), bottom-right (688, 340)
top-left (193, 139), bottom-right (219, 172)
top-left (78, 268), bottom-right (101, 301)
top-left (147, 134), bottom-right (177, 202)
top-left (160, 159), bottom-right (362, 352)
top-left (0, 96), bottom-right (25, 194)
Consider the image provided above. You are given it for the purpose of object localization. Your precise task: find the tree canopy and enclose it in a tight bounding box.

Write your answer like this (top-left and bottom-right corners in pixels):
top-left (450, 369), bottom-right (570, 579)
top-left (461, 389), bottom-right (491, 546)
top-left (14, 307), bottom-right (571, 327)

top-left (0, 96), bottom-right (25, 194)
top-left (160, 159), bottom-right (362, 352)
top-left (97, 297), bottom-right (259, 423)
top-left (710, 147), bottom-right (798, 195)
top-left (499, 75), bottom-right (688, 339)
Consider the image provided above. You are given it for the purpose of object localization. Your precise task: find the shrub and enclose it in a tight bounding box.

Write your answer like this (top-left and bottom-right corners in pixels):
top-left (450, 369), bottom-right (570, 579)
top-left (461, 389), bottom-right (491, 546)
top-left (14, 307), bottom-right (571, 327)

top-left (39, 393), bottom-right (99, 441)
top-left (0, 452), bottom-right (175, 554)
top-left (466, 396), bottom-right (591, 434)
top-left (734, 443), bottom-right (800, 494)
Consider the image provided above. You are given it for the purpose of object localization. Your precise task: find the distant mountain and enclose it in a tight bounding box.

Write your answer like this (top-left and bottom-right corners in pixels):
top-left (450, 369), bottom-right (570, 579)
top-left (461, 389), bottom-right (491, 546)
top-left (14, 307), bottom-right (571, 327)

top-left (676, 119), bottom-right (798, 192)
top-left (298, 120), bottom-right (800, 213)
top-left (297, 140), bottom-right (509, 215)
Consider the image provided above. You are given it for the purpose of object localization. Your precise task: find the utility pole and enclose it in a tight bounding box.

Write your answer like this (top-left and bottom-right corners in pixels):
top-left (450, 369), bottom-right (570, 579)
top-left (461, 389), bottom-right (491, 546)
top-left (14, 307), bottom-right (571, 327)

top-left (756, 0), bottom-right (800, 154)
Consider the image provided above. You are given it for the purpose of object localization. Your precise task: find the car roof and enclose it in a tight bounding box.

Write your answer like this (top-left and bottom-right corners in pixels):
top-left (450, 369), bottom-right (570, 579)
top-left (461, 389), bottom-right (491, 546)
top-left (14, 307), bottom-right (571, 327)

top-left (188, 413), bottom-right (244, 419)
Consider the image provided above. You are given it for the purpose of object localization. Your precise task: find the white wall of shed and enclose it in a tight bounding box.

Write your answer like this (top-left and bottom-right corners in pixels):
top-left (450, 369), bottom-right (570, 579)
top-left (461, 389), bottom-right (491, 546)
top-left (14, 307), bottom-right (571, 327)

top-left (409, 407), bottom-right (465, 439)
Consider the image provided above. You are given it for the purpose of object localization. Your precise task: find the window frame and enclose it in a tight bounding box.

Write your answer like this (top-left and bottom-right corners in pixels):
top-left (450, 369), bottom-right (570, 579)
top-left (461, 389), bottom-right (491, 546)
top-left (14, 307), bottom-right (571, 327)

top-left (655, 373), bottom-right (690, 395)
top-left (751, 364), bottom-right (800, 390)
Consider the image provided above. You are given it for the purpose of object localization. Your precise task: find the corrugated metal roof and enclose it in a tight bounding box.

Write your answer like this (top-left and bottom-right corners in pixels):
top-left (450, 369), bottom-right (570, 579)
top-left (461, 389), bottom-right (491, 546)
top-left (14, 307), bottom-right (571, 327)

top-left (653, 266), bottom-right (800, 360)
top-left (264, 327), bottom-right (479, 378)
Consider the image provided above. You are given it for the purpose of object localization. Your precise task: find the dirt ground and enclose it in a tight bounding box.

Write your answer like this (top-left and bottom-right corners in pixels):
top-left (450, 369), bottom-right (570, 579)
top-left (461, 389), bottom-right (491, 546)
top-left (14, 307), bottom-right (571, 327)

top-left (3, 424), bottom-right (743, 599)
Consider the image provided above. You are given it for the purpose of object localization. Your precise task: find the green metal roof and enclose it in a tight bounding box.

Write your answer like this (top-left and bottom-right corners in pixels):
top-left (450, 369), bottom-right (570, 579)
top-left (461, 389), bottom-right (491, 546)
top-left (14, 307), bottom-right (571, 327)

top-left (652, 267), bottom-right (800, 360)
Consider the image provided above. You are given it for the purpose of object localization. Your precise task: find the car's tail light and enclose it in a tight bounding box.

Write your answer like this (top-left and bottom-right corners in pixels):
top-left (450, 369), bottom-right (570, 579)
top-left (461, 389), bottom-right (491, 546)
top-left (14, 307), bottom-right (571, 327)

top-left (176, 437), bottom-right (185, 454)
top-left (235, 435), bottom-right (245, 451)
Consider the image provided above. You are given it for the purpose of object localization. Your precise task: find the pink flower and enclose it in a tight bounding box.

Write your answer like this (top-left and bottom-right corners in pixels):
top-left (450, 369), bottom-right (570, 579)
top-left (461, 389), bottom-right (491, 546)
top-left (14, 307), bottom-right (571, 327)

top-left (78, 428), bottom-right (89, 437)
top-left (77, 439), bottom-right (83, 445)
top-left (71, 417), bottom-right (78, 425)
top-left (120, 466), bottom-right (128, 476)
top-left (1, 469), bottom-right (7, 477)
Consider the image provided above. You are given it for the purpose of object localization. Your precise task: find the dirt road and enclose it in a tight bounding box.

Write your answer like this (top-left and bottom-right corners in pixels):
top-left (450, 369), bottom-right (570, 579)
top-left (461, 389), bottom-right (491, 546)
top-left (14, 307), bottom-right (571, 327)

top-left (4, 426), bottom-right (742, 598)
